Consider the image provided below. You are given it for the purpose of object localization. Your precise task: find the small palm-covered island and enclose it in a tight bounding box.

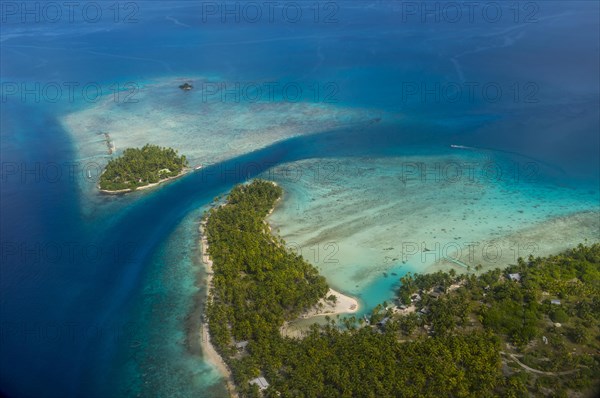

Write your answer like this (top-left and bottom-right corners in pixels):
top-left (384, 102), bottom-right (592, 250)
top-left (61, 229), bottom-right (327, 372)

top-left (99, 144), bottom-right (188, 193)
top-left (202, 180), bottom-right (600, 398)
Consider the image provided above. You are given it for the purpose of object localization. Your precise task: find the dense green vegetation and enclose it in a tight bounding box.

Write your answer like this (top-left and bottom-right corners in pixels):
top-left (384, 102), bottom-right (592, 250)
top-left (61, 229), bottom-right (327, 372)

top-left (204, 180), bottom-right (329, 395)
top-left (396, 244), bottom-right (600, 397)
top-left (99, 144), bottom-right (188, 191)
top-left (204, 180), bottom-right (600, 397)
top-left (205, 180), bottom-right (328, 347)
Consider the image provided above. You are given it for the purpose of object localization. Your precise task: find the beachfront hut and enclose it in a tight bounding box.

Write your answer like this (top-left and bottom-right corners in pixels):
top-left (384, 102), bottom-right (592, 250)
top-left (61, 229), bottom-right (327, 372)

top-left (377, 317), bottom-right (390, 327)
top-left (410, 293), bottom-right (421, 302)
top-left (249, 376), bottom-right (270, 390)
top-left (508, 273), bottom-right (521, 282)
top-left (235, 341), bottom-right (249, 350)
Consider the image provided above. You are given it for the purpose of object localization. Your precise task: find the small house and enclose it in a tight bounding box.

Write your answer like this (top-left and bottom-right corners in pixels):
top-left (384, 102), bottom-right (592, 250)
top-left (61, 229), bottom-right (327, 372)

top-left (235, 341), bottom-right (249, 350)
top-left (551, 299), bottom-right (561, 305)
top-left (508, 273), bottom-right (521, 282)
top-left (249, 376), bottom-right (270, 391)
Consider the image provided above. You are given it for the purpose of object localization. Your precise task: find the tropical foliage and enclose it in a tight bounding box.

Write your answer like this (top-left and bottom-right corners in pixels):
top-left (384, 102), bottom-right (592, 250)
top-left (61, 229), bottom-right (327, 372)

top-left (99, 144), bottom-right (188, 191)
top-left (396, 244), bottom-right (600, 397)
top-left (204, 180), bottom-right (600, 397)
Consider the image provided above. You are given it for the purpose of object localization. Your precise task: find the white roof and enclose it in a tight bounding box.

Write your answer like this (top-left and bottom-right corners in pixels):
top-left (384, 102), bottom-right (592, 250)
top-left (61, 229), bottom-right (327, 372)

top-left (249, 376), bottom-right (269, 390)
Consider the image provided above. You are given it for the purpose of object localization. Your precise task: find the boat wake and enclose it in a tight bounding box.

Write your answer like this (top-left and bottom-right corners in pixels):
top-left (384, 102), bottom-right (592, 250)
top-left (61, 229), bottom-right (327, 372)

top-left (451, 144), bottom-right (566, 175)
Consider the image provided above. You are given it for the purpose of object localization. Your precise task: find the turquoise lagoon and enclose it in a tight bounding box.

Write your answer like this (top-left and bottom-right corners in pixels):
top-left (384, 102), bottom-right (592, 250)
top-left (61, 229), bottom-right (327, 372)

top-left (265, 152), bottom-right (599, 315)
top-left (1, 2), bottom-right (599, 397)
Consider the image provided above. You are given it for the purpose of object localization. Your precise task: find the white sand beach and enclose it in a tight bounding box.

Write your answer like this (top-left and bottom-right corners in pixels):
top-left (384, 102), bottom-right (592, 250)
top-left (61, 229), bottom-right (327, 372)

top-left (265, 156), bottom-right (600, 305)
top-left (99, 168), bottom-right (192, 194)
top-left (280, 288), bottom-right (359, 339)
top-left (198, 221), bottom-right (238, 398)
top-left (301, 288), bottom-right (359, 319)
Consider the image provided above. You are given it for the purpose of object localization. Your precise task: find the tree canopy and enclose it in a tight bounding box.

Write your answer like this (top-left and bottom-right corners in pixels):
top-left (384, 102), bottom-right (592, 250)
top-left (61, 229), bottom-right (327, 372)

top-left (99, 144), bottom-right (188, 191)
top-left (204, 181), bottom-right (600, 397)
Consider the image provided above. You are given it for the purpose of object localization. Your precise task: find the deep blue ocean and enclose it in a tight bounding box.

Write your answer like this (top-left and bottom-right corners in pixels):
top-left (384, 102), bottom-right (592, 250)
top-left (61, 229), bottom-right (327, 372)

top-left (1, 1), bottom-right (599, 397)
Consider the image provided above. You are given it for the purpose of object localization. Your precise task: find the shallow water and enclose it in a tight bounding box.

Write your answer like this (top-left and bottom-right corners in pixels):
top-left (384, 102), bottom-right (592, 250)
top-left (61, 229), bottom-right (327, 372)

top-left (1, 1), bottom-right (599, 397)
top-left (266, 153), bottom-right (600, 314)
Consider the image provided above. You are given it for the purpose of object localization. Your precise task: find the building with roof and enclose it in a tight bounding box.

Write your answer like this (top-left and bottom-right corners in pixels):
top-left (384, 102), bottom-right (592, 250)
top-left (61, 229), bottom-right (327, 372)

top-left (249, 376), bottom-right (269, 391)
top-left (235, 341), bottom-right (249, 350)
top-left (508, 273), bottom-right (521, 282)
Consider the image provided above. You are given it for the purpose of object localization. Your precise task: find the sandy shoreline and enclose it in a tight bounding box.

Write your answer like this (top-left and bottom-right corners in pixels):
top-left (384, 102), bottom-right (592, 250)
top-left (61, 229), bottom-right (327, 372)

top-left (98, 167), bottom-right (196, 195)
top-left (280, 288), bottom-right (360, 339)
top-left (300, 288), bottom-right (359, 319)
top-left (198, 182), bottom-right (359, 393)
top-left (199, 221), bottom-right (239, 398)
top-left (279, 287), bottom-right (359, 338)
top-left (265, 183), bottom-right (361, 334)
